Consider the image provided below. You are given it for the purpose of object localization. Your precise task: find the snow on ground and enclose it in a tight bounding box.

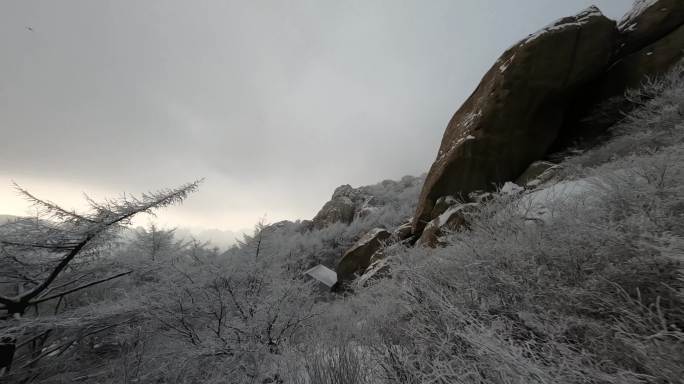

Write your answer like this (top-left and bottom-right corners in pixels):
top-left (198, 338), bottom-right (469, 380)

top-left (516, 166), bottom-right (650, 223)
top-left (519, 178), bottom-right (596, 222)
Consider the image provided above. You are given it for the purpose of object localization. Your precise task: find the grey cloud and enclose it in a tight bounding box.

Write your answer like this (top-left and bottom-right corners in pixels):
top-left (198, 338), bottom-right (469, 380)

top-left (0, 0), bottom-right (634, 229)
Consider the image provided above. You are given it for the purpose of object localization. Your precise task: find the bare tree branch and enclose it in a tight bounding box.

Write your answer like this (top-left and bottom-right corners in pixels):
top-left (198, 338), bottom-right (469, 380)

top-left (32, 270), bottom-right (133, 305)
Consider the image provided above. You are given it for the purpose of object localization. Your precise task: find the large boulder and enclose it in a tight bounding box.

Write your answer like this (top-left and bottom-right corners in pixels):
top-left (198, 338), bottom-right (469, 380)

top-left (312, 175), bottom-right (424, 230)
top-left (336, 228), bottom-right (391, 281)
top-left (413, 7), bottom-right (617, 234)
top-left (617, 0), bottom-right (684, 57)
top-left (312, 185), bottom-right (366, 229)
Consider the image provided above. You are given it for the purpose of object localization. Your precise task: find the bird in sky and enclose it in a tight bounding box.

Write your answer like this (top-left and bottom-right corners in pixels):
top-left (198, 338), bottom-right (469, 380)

top-left (26, 26), bottom-right (33, 32)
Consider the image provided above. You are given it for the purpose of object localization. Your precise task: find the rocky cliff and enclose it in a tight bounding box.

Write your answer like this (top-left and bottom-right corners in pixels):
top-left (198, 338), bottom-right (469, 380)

top-left (299, 1), bottom-right (684, 288)
top-left (412, 0), bottom-right (684, 236)
top-left (311, 175), bottom-right (423, 230)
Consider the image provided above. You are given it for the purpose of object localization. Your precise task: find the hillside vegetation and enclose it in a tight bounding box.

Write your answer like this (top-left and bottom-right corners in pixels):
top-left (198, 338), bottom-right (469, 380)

top-left (3, 0), bottom-right (684, 379)
top-left (340, 65), bottom-right (684, 383)
top-left (1, 62), bottom-right (682, 384)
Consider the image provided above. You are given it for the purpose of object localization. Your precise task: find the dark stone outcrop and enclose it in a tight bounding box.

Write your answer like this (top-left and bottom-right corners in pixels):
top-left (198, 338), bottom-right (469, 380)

top-left (312, 176), bottom-right (423, 230)
top-left (336, 228), bottom-right (391, 281)
top-left (601, 24), bottom-right (684, 99)
top-left (392, 221), bottom-right (413, 242)
top-left (430, 195), bottom-right (460, 219)
top-left (356, 258), bottom-right (391, 287)
top-left (412, 7), bottom-right (617, 235)
top-left (312, 185), bottom-right (365, 229)
top-left (616, 0), bottom-right (684, 57)
top-left (413, 2), bottom-right (684, 237)
top-left (560, 0), bottom-right (684, 144)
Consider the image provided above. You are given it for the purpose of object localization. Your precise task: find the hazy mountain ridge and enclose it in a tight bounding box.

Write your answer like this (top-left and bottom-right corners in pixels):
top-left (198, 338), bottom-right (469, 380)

top-left (0, 215), bottom-right (18, 225)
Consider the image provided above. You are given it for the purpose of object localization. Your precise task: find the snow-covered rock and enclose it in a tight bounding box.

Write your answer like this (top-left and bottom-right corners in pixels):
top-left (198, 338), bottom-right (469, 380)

top-left (417, 203), bottom-right (479, 248)
top-left (516, 161), bottom-right (561, 188)
top-left (430, 195), bottom-right (460, 219)
top-left (336, 228), bottom-right (391, 281)
top-left (500, 182), bottom-right (525, 195)
top-left (312, 176), bottom-right (423, 230)
top-left (617, 0), bottom-right (684, 56)
top-left (392, 220), bottom-right (413, 241)
top-left (522, 6), bottom-right (606, 45)
top-left (356, 258), bottom-right (391, 288)
top-left (412, 6), bottom-right (616, 237)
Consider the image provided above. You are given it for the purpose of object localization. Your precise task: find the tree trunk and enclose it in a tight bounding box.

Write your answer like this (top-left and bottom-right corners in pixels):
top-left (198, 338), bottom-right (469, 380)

top-left (0, 337), bottom-right (16, 375)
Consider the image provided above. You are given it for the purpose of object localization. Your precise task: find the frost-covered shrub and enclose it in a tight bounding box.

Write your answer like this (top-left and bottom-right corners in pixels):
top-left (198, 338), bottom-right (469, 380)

top-left (4, 51), bottom-right (683, 384)
top-left (286, 342), bottom-right (374, 384)
top-left (226, 174), bottom-right (423, 273)
top-left (355, 87), bottom-right (684, 382)
top-left (290, 64), bottom-right (684, 384)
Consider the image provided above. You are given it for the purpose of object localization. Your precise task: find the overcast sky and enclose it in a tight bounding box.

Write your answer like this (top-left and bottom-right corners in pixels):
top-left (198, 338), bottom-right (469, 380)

top-left (0, 0), bottom-right (634, 232)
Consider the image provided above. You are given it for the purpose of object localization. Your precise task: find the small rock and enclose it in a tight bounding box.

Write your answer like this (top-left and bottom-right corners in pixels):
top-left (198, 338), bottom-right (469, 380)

top-left (430, 195), bottom-right (460, 218)
top-left (516, 161), bottom-right (560, 188)
top-left (468, 190), bottom-right (495, 204)
top-left (417, 203), bottom-right (478, 247)
top-left (357, 258), bottom-right (391, 287)
top-left (392, 221), bottom-right (413, 241)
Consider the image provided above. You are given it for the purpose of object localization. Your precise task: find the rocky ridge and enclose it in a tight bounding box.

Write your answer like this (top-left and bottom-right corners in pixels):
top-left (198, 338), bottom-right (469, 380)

top-left (413, 0), bottom-right (684, 236)
top-left (301, 0), bottom-right (684, 289)
top-left (310, 175), bottom-right (423, 230)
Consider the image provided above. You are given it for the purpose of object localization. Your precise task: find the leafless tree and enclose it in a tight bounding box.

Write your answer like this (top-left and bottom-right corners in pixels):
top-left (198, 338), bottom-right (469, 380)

top-left (0, 180), bottom-right (201, 376)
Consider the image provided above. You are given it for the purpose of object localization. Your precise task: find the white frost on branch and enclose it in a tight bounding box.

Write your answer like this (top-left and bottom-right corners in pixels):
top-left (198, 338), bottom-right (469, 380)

top-left (0, 179), bottom-right (202, 315)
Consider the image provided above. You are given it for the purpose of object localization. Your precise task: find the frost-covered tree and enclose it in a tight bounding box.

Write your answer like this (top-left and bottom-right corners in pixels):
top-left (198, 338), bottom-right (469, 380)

top-left (130, 224), bottom-right (185, 261)
top-left (0, 180), bottom-right (201, 378)
top-left (141, 219), bottom-right (318, 382)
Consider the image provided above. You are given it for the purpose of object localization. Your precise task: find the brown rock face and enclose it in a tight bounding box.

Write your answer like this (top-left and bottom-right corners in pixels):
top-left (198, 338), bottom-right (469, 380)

top-left (413, 7), bottom-right (617, 234)
top-left (336, 228), bottom-right (391, 281)
top-left (617, 0), bottom-right (684, 56)
top-left (312, 176), bottom-right (423, 230)
top-left (562, 9), bottom-right (684, 142)
top-left (601, 24), bottom-right (684, 98)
